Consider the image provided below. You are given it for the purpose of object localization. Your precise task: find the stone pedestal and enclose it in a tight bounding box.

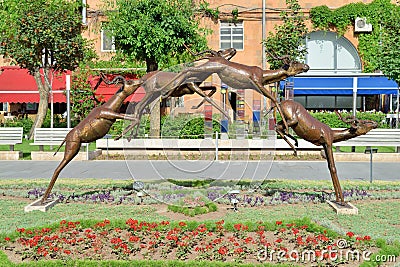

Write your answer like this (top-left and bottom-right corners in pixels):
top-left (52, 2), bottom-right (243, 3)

top-left (0, 151), bottom-right (22, 160)
top-left (24, 198), bottom-right (59, 212)
top-left (31, 149), bottom-right (101, 160)
top-left (327, 200), bottom-right (358, 215)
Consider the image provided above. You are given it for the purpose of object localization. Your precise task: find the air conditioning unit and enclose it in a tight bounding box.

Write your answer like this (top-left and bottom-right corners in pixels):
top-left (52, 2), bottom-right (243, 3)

top-left (354, 17), bottom-right (372, 32)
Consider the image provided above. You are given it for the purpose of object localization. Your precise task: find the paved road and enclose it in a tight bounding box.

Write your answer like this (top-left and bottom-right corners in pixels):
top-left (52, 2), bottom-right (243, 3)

top-left (0, 160), bottom-right (398, 182)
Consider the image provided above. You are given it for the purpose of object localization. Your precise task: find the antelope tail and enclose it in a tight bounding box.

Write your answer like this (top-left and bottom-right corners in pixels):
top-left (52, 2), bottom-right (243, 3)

top-left (53, 138), bottom-right (66, 156)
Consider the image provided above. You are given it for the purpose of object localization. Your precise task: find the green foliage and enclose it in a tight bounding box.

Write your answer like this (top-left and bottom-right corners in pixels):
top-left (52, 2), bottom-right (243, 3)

top-left (276, 110), bottom-right (387, 129)
top-left (70, 67), bottom-right (104, 122)
top-left (263, 0), bottom-right (308, 69)
top-left (103, 0), bottom-right (210, 71)
top-left (0, 0), bottom-right (93, 72)
top-left (167, 201), bottom-right (218, 217)
top-left (41, 109), bottom-right (79, 128)
top-left (88, 55), bottom-right (147, 76)
top-left (376, 5), bottom-right (400, 86)
top-left (309, 0), bottom-right (400, 75)
top-left (198, 1), bottom-right (220, 23)
top-left (3, 117), bottom-right (33, 136)
top-left (166, 179), bottom-right (216, 188)
top-left (160, 114), bottom-right (221, 138)
top-left (0, 0), bottom-right (96, 135)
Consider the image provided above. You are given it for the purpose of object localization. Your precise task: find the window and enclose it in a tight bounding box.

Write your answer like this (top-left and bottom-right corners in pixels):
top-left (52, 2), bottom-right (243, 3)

top-left (304, 31), bottom-right (361, 74)
top-left (0, 103), bottom-right (7, 112)
top-left (101, 29), bottom-right (115, 52)
top-left (220, 21), bottom-right (244, 50)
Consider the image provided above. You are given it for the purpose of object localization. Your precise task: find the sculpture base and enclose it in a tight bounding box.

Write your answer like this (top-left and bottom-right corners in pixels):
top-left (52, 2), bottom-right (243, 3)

top-left (24, 198), bottom-right (58, 213)
top-left (326, 200), bottom-right (358, 215)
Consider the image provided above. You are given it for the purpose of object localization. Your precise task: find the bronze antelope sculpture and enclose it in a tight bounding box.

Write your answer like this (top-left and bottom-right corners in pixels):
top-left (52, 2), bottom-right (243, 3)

top-left (115, 48), bottom-right (239, 140)
top-left (119, 51), bottom-right (309, 140)
top-left (40, 75), bottom-right (143, 204)
top-left (275, 99), bottom-right (378, 204)
top-left (157, 52), bottom-right (309, 129)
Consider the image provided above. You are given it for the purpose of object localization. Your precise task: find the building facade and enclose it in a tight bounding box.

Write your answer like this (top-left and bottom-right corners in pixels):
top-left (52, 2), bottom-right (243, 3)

top-left (2, 0), bottom-right (394, 126)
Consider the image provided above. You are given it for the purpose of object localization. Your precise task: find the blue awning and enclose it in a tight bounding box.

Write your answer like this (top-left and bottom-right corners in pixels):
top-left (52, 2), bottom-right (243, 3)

top-left (282, 76), bottom-right (399, 95)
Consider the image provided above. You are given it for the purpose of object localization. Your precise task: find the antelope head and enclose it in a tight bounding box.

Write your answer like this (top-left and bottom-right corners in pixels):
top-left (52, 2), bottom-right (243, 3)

top-left (335, 111), bottom-right (378, 136)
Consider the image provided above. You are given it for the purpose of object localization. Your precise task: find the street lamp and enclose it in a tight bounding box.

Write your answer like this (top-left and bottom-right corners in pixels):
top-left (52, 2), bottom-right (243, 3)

top-left (228, 190), bottom-right (240, 212)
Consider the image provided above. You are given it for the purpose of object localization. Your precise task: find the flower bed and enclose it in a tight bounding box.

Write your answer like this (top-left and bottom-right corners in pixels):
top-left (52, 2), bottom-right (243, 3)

top-left (1, 218), bottom-right (390, 266)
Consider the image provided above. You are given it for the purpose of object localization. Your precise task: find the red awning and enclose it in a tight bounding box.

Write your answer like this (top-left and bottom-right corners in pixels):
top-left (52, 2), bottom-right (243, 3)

top-left (89, 74), bottom-right (145, 103)
top-left (0, 66), bottom-right (68, 103)
top-left (0, 68), bottom-right (146, 104)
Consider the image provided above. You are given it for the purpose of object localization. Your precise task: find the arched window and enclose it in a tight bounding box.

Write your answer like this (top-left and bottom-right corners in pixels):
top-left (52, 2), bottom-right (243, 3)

top-left (304, 31), bottom-right (361, 74)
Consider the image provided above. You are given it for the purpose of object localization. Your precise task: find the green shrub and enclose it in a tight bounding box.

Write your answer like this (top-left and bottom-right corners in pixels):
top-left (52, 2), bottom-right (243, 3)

top-left (276, 111), bottom-right (388, 129)
top-left (4, 117), bottom-right (33, 136)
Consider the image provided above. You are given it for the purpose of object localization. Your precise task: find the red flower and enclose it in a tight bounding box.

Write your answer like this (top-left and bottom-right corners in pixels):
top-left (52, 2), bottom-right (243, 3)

top-left (244, 237), bottom-right (253, 244)
top-left (234, 224), bottom-right (242, 231)
top-left (129, 236), bottom-right (140, 242)
top-left (218, 246), bottom-right (228, 255)
top-left (356, 236), bottom-right (363, 241)
top-left (160, 220), bottom-right (170, 226)
top-left (275, 238), bottom-right (283, 243)
top-left (64, 249), bottom-right (71, 255)
top-left (213, 238), bottom-right (222, 244)
top-left (296, 236), bottom-right (304, 245)
top-left (179, 222), bottom-right (187, 227)
top-left (235, 247), bottom-right (244, 254)
top-left (4, 237), bottom-right (10, 241)
top-left (126, 218), bottom-right (138, 225)
top-left (16, 228), bottom-right (25, 233)
top-left (346, 231), bottom-right (355, 238)
top-left (364, 235), bottom-right (371, 241)
top-left (197, 224), bottom-right (207, 233)
top-left (276, 221), bottom-right (282, 225)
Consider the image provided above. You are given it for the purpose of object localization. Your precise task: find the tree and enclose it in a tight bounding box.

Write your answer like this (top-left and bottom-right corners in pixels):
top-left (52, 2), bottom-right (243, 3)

top-left (377, 3), bottom-right (400, 86)
top-left (104, 0), bottom-right (209, 137)
top-left (263, 0), bottom-right (308, 69)
top-left (0, 0), bottom-right (94, 138)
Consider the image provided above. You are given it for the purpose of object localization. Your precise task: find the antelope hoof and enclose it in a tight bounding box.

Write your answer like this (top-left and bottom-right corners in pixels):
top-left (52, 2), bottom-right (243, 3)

top-left (114, 135), bottom-right (122, 141)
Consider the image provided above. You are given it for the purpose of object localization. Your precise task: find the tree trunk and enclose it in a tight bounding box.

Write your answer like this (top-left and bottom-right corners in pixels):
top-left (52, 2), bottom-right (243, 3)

top-left (146, 58), bottom-right (161, 138)
top-left (28, 68), bottom-right (50, 139)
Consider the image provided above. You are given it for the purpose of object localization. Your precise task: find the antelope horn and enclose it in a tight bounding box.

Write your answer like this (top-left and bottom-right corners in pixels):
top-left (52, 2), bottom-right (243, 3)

top-left (183, 43), bottom-right (218, 57)
top-left (266, 50), bottom-right (292, 65)
top-left (336, 111), bottom-right (360, 127)
top-left (101, 74), bottom-right (127, 85)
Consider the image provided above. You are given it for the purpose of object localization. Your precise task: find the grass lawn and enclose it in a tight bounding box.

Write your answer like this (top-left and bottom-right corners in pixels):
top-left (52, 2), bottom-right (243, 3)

top-left (0, 179), bottom-right (399, 242)
top-left (334, 146), bottom-right (396, 153)
top-left (0, 198), bottom-right (399, 242)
